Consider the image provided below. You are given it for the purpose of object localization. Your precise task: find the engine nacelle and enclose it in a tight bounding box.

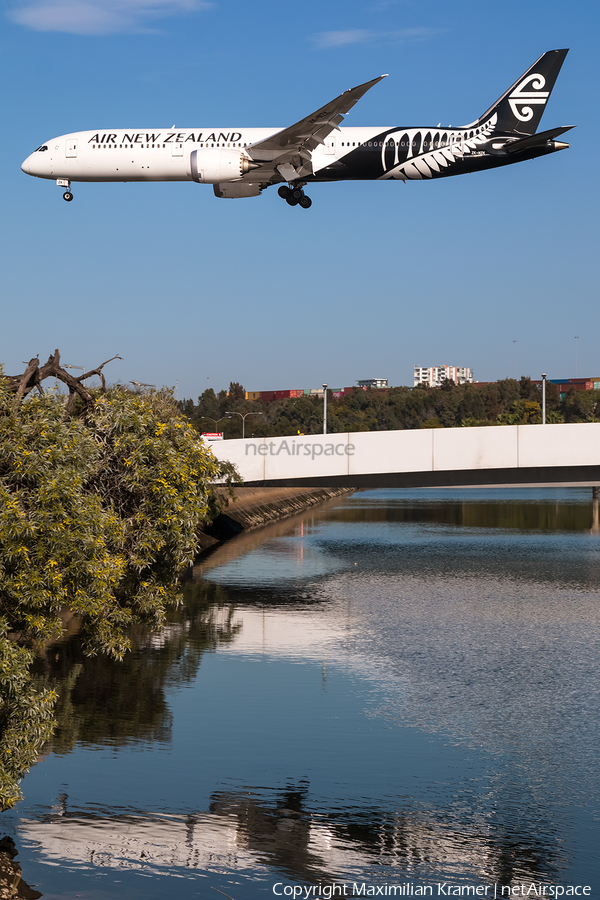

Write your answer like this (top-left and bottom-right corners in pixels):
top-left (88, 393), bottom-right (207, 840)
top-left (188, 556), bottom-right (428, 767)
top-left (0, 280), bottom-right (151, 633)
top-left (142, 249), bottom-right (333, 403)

top-left (190, 148), bottom-right (257, 184)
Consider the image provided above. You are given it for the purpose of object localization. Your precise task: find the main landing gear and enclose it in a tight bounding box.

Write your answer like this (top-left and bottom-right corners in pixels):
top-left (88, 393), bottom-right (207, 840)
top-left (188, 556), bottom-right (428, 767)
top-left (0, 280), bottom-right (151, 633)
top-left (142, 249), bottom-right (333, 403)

top-left (278, 184), bottom-right (312, 209)
top-left (57, 179), bottom-right (73, 201)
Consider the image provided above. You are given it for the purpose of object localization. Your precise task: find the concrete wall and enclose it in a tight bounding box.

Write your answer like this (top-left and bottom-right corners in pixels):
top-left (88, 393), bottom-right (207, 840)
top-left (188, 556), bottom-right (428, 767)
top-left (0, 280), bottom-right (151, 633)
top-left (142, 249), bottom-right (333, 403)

top-left (208, 423), bottom-right (600, 488)
top-left (198, 485), bottom-right (354, 551)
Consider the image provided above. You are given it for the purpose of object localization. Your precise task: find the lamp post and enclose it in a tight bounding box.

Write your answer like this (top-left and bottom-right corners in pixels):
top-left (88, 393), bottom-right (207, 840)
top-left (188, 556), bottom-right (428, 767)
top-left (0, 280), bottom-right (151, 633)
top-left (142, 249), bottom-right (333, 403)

top-left (323, 384), bottom-right (328, 434)
top-left (226, 411), bottom-right (263, 439)
top-left (542, 373), bottom-right (547, 425)
top-left (200, 416), bottom-right (228, 431)
top-left (574, 336), bottom-right (579, 377)
top-left (512, 341), bottom-right (517, 379)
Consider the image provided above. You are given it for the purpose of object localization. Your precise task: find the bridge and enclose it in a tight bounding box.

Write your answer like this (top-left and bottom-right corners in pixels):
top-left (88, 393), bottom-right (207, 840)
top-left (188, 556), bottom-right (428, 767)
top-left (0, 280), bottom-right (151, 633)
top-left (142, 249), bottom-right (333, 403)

top-left (209, 423), bottom-right (600, 489)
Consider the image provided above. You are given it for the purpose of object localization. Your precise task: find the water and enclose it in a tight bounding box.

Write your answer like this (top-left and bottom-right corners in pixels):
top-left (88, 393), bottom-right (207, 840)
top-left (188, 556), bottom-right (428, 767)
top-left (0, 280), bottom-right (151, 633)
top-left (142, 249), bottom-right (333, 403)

top-left (2, 488), bottom-right (600, 899)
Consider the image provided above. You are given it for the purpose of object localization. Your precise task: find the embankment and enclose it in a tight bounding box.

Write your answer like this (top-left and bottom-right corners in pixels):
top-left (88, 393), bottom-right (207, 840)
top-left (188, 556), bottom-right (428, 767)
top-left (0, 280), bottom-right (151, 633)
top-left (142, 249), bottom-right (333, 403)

top-left (198, 486), bottom-right (354, 553)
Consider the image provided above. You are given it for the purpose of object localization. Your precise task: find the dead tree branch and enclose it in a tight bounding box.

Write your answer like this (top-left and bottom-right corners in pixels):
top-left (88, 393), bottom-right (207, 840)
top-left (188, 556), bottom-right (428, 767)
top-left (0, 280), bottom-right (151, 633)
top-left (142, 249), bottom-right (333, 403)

top-left (2, 349), bottom-right (122, 418)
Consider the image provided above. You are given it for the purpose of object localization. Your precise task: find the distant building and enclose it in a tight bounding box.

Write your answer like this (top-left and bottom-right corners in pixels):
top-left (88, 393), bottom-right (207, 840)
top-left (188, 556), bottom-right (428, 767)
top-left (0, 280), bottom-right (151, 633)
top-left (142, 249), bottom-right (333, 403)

top-left (530, 377), bottom-right (600, 400)
top-left (414, 365), bottom-right (473, 388)
top-left (357, 379), bottom-right (388, 389)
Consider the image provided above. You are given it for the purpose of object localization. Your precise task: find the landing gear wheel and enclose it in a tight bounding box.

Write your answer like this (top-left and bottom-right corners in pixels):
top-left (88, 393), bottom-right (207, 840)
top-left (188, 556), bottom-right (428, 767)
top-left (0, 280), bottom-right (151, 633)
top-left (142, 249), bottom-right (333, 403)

top-left (291, 187), bottom-right (304, 200)
top-left (63, 191), bottom-right (73, 202)
top-left (299, 195), bottom-right (312, 209)
top-left (286, 196), bottom-right (299, 206)
top-left (278, 185), bottom-right (291, 200)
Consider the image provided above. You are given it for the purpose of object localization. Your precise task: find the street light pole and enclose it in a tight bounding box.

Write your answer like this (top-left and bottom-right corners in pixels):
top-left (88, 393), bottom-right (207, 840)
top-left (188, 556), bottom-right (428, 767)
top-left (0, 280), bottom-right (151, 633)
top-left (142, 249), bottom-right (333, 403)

top-left (323, 384), bottom-right (328, 434)
top-left (574, 336), bottom-right (579, 377)
top-left (226, 411), bottom-right (263, 439)
top-left (542, 373), bottom-right (547, 425)
top-left (201, 416), bottom-right (228, 431)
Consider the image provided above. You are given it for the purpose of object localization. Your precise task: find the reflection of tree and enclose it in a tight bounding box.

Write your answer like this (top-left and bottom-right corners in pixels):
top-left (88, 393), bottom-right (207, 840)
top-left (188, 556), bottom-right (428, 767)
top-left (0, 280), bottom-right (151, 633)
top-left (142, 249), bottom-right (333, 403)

top-left (315, 499), bottom-right (600, 590)
top-left (324, 498), bottom-right (598, 533)
top-left (205, 785), bottom-right (564, 887)
top-left (208, 782), bottom-right (319, 881)
top-left (32, 582), bottom-right (241, 754)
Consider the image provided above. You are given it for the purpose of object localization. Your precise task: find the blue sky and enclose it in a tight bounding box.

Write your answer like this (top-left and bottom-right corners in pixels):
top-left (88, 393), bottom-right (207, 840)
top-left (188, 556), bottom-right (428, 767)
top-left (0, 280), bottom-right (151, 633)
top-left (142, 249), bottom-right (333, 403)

top-left (1, 0), bottom-right (598, 398)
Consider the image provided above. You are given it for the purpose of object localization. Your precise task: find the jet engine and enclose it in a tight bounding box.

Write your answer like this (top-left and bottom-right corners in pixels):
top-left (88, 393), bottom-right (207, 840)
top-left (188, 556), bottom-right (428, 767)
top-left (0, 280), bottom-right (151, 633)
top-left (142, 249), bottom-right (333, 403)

top-left (190, 149), bottom-right (259, 184)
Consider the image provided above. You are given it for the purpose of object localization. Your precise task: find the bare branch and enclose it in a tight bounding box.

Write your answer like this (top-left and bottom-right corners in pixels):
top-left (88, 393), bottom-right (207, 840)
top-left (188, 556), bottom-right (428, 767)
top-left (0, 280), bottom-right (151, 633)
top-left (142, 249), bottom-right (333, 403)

top-left (7, 357), bottom-right (40, 406)
top-left (77, 355), bottom-right (122, 391)
top-left (2, 349), bottom-right (123, 418)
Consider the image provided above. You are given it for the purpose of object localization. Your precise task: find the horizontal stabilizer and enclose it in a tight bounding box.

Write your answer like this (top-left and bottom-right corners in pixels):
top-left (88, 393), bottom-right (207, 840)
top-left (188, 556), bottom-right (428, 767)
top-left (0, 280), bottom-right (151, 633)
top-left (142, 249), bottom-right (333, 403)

top-left (505, 125), bottom-right (575, 153)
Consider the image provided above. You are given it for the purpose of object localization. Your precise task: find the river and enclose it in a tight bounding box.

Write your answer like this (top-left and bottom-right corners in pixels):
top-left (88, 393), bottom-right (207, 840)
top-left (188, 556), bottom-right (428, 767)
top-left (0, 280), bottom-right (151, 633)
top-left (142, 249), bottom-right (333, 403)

top-left (2, 488), bottom-right (600, 899)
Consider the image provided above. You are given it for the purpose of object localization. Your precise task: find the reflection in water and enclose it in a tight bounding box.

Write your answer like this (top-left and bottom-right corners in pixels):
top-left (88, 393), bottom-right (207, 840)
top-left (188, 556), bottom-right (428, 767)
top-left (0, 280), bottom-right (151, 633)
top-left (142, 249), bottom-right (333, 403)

top-left (33, 582), bottom-right (241, 753)
top-left (5, 489), bottom-right (600, 897)
top-left (17, 785), bottom-right (564, 889)
top-left (320, 488), bottom-right (600, 532)
top-left (592, 494), bottom-right (600, 534)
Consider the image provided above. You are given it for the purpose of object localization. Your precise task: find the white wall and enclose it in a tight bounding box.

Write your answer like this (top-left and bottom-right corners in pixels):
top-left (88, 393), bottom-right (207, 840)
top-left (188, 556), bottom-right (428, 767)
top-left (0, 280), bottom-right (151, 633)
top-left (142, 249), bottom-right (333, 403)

top-left (208, 423), bottom-right (600, 484)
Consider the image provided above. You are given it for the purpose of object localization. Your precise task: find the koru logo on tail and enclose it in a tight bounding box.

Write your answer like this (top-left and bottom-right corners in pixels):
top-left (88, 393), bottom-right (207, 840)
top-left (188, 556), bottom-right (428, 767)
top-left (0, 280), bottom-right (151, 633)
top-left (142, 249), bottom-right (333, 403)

top-left (508, 73), bottom-right (549, 121)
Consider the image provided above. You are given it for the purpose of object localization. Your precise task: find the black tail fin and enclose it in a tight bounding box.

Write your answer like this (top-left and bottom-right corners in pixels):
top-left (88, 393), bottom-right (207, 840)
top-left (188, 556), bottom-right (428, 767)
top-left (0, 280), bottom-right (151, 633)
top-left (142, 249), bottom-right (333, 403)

top-left (476, 49), bottom-right (568, 135)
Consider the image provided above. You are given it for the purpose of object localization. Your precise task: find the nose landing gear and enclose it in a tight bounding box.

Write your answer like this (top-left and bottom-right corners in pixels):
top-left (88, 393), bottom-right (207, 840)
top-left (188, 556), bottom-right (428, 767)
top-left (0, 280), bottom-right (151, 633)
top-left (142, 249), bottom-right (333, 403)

top-left (57, 179), bottom-right (73, 202)
top-left (278, 184), bottom-right (312, 209)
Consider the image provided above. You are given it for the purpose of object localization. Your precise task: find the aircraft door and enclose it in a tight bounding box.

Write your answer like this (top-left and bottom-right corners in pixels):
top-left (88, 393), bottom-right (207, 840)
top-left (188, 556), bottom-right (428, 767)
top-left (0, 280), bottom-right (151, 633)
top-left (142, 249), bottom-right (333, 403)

top-left (323, 135), bottom-right (336, 155)
top-left (172, 142), bottom-right (183, 156)
top-left (66, 139), bottom-right (78, 158)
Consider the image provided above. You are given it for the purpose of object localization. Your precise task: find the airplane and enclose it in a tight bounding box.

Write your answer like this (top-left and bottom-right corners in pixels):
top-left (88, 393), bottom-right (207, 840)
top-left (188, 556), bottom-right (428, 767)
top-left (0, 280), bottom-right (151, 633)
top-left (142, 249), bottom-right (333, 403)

top-left (21, 49), bottom-right (572, 210)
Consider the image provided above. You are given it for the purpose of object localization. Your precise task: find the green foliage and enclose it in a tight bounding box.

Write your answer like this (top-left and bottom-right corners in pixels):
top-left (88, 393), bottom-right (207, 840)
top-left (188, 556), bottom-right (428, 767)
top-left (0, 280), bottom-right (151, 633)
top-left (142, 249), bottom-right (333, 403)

top-left (228, 381), bottom-right (245, 402)
top-left (181, 378), bottom-right (557, 436)
top-left (183, 376), bottom-right (600, 435)
top-left (0, 622), bottom-right (56, 810)
top-left (563, 388), bottom-right (600, 422)
top-left (0, 378), bottom-right (239, 807)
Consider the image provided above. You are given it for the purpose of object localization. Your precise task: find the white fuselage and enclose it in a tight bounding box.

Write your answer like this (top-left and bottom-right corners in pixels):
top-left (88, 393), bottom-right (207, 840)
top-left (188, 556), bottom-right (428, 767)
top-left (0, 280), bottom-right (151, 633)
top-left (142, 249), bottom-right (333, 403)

top-left (21, 126), bottom-right (395, 182)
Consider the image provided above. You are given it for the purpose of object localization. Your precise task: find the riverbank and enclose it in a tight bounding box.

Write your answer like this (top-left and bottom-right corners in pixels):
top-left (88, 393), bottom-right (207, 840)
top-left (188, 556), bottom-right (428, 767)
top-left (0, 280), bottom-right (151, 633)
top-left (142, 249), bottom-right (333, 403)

top-left (198, 486), bottom-right (355, 553)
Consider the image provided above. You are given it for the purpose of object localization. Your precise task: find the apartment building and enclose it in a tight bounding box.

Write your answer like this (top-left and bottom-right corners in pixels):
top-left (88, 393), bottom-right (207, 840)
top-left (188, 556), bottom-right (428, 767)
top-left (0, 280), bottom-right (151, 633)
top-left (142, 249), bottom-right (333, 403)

top-left (414, 365), bottom-right (473, 388)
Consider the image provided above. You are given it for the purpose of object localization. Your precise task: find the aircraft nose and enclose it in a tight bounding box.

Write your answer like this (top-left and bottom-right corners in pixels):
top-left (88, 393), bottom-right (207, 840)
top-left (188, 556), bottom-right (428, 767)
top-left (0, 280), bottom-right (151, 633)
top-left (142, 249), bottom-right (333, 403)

top-left (22, 146), bottom-right (50, 177)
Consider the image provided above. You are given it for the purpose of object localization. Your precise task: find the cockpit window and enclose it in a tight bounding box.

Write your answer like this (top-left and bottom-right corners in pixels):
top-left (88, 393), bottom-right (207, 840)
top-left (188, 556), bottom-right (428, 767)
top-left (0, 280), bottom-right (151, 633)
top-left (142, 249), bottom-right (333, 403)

top-left (36, 145), bottom-right (48, 152)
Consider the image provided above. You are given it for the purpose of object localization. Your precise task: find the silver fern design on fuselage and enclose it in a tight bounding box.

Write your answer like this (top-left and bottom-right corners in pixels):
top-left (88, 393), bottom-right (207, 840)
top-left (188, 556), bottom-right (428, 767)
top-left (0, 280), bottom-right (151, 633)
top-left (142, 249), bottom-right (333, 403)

top-left (380, 115), bottom-right (498, 181)
top-left (310, 50), bottom-right (572, 195)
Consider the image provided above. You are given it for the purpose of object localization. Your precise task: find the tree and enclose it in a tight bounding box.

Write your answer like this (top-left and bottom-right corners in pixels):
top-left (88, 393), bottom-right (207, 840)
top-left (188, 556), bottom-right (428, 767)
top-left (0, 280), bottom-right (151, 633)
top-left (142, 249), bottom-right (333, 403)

top-left (0, 628), bottom-right (56, 810)
top-left (0, 353), bottom-right (240, 808)
top-left (228, 381), bottom-right (245, 402)
top-left (196, 387), bottom-right (221, 422)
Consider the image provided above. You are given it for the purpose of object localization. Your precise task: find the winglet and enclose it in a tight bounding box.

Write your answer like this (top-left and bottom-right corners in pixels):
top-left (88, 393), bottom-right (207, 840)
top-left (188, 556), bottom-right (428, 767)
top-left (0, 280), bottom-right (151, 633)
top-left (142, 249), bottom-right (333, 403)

top-left (339, 74), bottom-right (388, 115)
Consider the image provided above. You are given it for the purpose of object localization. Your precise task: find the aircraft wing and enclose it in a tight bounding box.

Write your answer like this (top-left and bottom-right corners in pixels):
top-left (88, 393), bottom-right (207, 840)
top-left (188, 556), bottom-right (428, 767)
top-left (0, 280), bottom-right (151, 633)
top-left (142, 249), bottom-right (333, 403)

top-left (244, 75), bottom-right (387, 183)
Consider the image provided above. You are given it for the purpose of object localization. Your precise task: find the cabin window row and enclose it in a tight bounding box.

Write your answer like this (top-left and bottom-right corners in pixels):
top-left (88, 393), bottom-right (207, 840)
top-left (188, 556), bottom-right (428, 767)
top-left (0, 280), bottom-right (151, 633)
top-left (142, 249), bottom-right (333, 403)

top-left (91, 143), bottom-right (249, 149)
top-left (340, 128), bottom-right (483, 149)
